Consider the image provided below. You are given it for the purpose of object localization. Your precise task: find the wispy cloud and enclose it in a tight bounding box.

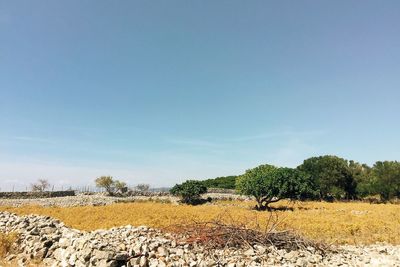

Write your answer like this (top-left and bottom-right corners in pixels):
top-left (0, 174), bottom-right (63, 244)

top-left (12, 136), bottom-right (56, 144)
top-left (166, 138), bottom-right (223, 148)
top-left (226, 130), bottom-right (325, 142)
top-left (166, 129), bottom-right (325, 147)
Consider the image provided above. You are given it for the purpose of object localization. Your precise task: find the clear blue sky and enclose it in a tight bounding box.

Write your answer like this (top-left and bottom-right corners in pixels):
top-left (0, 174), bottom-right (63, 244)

top-left (1, 1), bottom-right (399, 190)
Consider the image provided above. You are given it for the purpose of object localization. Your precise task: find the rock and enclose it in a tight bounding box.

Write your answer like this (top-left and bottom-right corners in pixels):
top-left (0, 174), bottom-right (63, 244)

top-left (1, 211), bottom-right (400, 267)
top-left (157, 246), bottom-right (168, 257)
top-left (139, 256), bottom-right (148, 267)
top-left (244, 248), bottom-right (255, 256)
top-left (92, 249), bottom-right (114, 260)
top-left (4, 254), bottom-right (16, 261)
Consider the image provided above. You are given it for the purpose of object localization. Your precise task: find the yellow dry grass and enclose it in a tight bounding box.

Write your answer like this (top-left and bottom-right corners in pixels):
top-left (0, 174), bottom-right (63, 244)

top-left (1, 200), bottom-right (399, 245)
top-left (0, 232), bottom-right (18, 257)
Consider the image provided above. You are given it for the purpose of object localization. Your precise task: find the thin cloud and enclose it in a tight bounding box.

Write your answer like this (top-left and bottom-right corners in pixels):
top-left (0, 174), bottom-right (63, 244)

top-left (166, 138), bottom-right (224, 148)
top-left (166, 130), bottom-right (325, 146)
top-left (12, 136), bottom-right (56, 144)
top-left (227, 130), bottom-right (325, 142)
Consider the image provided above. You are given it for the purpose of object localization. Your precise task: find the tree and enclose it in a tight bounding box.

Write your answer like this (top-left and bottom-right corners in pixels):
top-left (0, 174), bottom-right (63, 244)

top-left (135, 184), bottom-right (150, 192)
top-left (31, 179), bottom-right (50, 192)
top-left (371, 161), bottom-right (400, 201)
top-left (236, 165), bottom-right (315, 210)
top-left (274, 167), bottom-right (318, 201)
top-left (298, 155), bottom-right (356, 199)
top-left (348, 161), bottom-right (373, 197)
top-left (201, 176), bottom-right (237, 189)
top-left (170, 180), bottom-right (207, 205)
top-left (114, 180), bottom-right (128, 193)
top-left (95, 176), bottom-right (115, 195)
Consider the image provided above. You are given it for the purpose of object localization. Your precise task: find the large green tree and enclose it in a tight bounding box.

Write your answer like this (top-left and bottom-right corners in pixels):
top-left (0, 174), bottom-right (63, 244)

top-left (298, 155), bottom-right (357, 199)
top-left (236, 164), bottom-right (315, 210)
top-left (348, 161), bottom-right (373, 197)
top-left (371, 161), bottom-right (400, 201)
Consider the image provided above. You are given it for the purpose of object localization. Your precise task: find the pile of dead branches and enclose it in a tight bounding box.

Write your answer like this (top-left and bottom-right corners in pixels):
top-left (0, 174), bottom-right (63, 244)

top-left (166, 211), bottom-right (327, 253)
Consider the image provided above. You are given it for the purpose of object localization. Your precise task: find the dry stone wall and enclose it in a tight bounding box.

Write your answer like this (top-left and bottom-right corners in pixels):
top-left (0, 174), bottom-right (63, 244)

top-left (1, 212), bottom-right (400, 266)
top-left (0, 191), bottom-right (75, 199)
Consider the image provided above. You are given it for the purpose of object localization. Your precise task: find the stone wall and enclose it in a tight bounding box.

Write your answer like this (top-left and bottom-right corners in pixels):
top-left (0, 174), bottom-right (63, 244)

top-left (0, 190), bottom-right (75, 199)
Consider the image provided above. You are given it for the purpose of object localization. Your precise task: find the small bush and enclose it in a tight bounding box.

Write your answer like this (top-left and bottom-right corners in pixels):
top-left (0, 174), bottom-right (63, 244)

top-left (170, 180), bottom-right (207, 205)
top-left (135, 184), bottom-right (150, 192)
top-left (0, 232), bottom-right (18, 257)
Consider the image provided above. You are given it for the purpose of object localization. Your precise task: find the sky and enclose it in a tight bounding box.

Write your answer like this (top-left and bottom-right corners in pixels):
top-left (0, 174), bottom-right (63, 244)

top-left (1, 1), bottom-right (400, 190)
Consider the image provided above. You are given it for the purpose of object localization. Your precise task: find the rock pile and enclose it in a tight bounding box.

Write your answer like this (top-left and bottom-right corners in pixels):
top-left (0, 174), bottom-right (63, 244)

top-left (1, 212), bottom-right (399, 266)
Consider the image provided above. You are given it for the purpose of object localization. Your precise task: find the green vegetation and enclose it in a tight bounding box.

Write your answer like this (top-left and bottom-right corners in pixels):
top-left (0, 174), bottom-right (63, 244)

top-left (193, 156), bottom-right (400, 203)
top-left (114, 180), bottom-right (128, 194)
top-left (201, 176), bottom-right (237, 189)
top-left (370, 161), bottom-right (400, 201)
top-left (236, 165), bottom-right (315, 210)
top-left (170, 180), bottom-right (207, 205)
top-left (298, 155), bottom-right (356, 200)
top-left (94, 156), bottom-right (398, 203)
top-left (95, 176), bottom-right (127, 195)
top-left (298, 156), bottom-right (400, 202)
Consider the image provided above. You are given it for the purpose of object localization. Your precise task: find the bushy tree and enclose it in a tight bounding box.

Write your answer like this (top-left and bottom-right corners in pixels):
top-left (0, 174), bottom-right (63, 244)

top-left (298, 155), bottom-right (356, 199)
top-left (31, 179), bottom-right (50, 192)
top-left (95, 176), bottom-right (114, 194)
top-left (274, 167), bottom-right (318, 201)
top-left (170, 180), bottom-right (207, 205)
top-left (371, 161), bottom-right (400, 201)
top-left (236, 165), bottom-right (315, 210)
top-left (135, 183), bottom-right (150, 192)
top-left (348, 161), bottom-right (373, 197)
top-left (114, 180), bottom-right (128, 193)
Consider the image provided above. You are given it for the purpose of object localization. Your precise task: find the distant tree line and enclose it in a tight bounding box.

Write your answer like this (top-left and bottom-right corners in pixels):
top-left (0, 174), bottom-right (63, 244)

top-left (200, 176), bottom-right (237, 190)
top-left (194, 155), bottom-right (400, 203)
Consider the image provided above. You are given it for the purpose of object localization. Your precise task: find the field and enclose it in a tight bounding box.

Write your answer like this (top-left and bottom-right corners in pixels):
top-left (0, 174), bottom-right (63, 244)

top-left (1, 200), bottom-right (399, 245)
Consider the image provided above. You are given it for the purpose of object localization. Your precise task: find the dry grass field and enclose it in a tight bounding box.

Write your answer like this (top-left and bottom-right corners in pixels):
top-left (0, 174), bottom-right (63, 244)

top-left (1, 200), bottom-right (399, 245)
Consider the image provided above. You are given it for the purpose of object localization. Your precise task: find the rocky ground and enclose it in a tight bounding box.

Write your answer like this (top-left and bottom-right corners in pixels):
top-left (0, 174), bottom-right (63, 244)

top-left (1, 212), bottom-right (399, 267)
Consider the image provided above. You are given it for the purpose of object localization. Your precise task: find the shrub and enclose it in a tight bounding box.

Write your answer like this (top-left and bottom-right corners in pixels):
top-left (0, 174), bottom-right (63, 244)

top-left (0, 232), bottom-right (18, 257)
top-left (135, 184), bottom-right (150, 192)
top-left (170, 180), bottom-right (207, 205)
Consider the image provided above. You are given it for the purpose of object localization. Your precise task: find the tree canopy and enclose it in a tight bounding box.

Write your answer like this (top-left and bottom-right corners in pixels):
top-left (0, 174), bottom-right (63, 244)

top-left (170, 180), bottom-right (207, 205)
top-left (371, 161), bottom-right (400, 201)
top-left (298, 155), bottom-right (357, 199)
top-left (236, 164), bottom-right (315, 210)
